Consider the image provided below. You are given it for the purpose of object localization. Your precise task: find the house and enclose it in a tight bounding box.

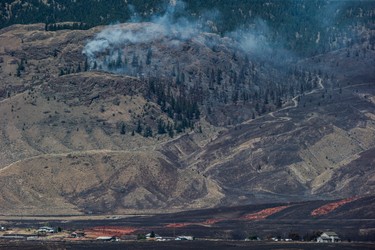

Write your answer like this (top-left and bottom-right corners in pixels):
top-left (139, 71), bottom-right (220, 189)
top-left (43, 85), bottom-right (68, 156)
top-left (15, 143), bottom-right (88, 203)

top-left (317, 232), bottom-right (341, 243)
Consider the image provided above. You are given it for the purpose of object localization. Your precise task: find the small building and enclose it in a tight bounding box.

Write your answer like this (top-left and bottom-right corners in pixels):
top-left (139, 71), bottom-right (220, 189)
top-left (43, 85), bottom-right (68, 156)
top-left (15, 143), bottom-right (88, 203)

top-left (37, 227), bottom-right (55, 233)
top-left (26, 236), bottom-right (39, 241)
top-left (175, 235), bottom-right (194, 241)
top-left (153, 236), bottom-right (173, 241)
top-left (71, 231), bottom-right (85, 238)
top-left (145, 232), bottom-right (161, 240)
top-left (0, 234), bottom-right (26, 240)
top-left (96, 236), bottom-right (118, 241)
top-left (317, 232), bottom-right (341, 243)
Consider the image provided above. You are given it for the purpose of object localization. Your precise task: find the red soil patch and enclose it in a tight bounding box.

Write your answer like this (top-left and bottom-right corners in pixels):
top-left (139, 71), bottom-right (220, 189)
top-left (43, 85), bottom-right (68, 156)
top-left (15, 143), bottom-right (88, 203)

top-left (241, 205), bottom-right (290, 221)
top-left (311, 197), bottom-right (359, 216)
top-left (165, 222), bottom-right (194, 228)
top-left (85, 226), bottom-right (136, 238)
top-left (202, 218), bottom-right (224, 225)
top-left (165, 206), bottom-right (292, 228)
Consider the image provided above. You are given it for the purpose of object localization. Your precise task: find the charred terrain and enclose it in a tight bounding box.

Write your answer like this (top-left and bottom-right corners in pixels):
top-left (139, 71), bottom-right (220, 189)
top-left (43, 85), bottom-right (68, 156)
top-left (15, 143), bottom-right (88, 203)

top-left (0, 0), bottom-right (374, 246)
top-left (1, 196), bottom-right (375, 249)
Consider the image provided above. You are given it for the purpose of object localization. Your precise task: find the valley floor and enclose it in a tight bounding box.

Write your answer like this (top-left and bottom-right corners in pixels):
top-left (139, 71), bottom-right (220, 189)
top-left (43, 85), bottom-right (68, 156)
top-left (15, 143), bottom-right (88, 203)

top-left (0, 240), bottom-right (375, 250)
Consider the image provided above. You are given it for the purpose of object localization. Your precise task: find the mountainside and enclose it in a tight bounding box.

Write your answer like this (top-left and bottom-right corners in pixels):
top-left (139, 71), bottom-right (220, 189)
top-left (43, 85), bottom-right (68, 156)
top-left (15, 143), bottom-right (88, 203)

top-left (1, 0), bottom-right (375, 56)
top-left (0, 1), bottom-right (374, 215)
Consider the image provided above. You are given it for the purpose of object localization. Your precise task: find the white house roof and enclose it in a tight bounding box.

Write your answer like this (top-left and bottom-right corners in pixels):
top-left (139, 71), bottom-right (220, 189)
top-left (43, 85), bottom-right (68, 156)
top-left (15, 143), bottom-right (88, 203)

top-left (96, 236), bottom-right (114, 240)
top-left (323, 232), bottom-right (339, 237)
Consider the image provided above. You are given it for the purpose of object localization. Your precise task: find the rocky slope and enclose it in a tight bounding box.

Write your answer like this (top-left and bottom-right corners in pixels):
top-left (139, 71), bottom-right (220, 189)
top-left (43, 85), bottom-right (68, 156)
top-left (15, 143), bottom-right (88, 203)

top-left (0, 23), bottom-right (374, 215)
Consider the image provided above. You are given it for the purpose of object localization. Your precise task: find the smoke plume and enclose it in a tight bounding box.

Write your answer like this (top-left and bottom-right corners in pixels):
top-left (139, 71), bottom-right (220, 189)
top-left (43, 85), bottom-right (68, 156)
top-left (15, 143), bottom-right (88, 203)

top-left (83, 1), bottom-right (201, 64)
top-left (82, 0), bottom-right (274, 71)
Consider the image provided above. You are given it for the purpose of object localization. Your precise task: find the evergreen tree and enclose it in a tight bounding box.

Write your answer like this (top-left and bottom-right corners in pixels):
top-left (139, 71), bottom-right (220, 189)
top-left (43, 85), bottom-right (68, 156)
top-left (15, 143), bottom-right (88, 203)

top-left (116, 50), bottom-right (123, 68)
top-left (143, 126), bottom-right (153, 138)
top-left (136, 120), bottom-right (142, 134)
top-left (120, 122), bottom-right (126, 135)
top-left (157, 119), bottom-right (166, 134)
top-left (146, 48), bottom-right (152, 65)
top-left (76, 63), bottom-right (81, 73)
top-left (84, 58), bottom-right (89, 71)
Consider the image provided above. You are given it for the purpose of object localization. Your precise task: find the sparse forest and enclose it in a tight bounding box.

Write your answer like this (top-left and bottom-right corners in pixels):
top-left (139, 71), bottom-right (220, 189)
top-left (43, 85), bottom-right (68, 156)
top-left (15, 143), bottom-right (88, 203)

top-left (1, 0), bottom-right (374, 56)
top-left (2, 0), bottom-right (374, 136)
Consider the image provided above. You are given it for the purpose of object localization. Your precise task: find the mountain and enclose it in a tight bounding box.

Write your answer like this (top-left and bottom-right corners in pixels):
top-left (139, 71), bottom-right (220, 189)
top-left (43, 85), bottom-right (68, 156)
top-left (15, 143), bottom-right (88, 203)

top-left (1, 0), bottom-right (375, 56)
top-left (0, 1), bottom-right (374, 215)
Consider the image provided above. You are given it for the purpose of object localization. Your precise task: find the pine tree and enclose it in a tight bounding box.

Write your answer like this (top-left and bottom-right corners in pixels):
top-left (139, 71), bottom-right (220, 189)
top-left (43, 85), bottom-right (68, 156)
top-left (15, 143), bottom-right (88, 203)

top-left (76, 63), bottom-right (81, 73)
top-left (146, 48), bottom-right (152, 65)
top-left (143, 126), bottom-right (153, 138)
top-left (116, 50), bottom-right (122, 68)
top-left (131, 53), bottom-right (138, 68)
top-left (84, 58), bottom-right (89, 71)
top-left (157, 119), bottom-right (166, 134)
top-left (120, 122), bottom-right (126, 135)
top-left (136, 120), bottom-right (142, 134)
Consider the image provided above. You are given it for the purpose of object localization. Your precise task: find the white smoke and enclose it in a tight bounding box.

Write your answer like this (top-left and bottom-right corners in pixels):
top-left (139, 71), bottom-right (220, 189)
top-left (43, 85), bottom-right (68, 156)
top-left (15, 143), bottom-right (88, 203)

top-left (82, 0), bottom-right (281, 70)
top-left (227, 18), bottom-right (274, 56)
top-left (83, 1), bottom-right (202, 63)
top-left (83, 23), bottom-right (167, 59)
